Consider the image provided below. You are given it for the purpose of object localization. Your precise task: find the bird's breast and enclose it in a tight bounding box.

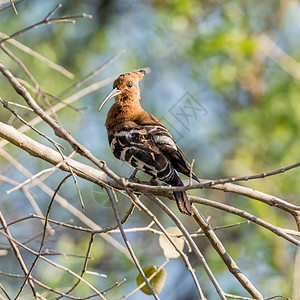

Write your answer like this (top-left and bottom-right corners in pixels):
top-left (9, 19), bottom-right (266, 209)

top-left (105, 102), bottom-right (143, 131)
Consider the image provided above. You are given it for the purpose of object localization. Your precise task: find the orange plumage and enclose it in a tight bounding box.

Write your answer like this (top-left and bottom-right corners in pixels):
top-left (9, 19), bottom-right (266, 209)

top-left (99, 70), bottom-right (199, 215)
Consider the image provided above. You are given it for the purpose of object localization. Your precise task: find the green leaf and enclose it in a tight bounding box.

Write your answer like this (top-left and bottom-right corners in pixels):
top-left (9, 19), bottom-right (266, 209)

top-left (136, 265), bottom-right (167, 295)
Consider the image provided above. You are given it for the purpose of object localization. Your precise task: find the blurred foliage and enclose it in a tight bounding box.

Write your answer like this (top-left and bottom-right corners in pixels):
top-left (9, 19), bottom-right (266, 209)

top-left (0, 0), bottom-right (299, 299)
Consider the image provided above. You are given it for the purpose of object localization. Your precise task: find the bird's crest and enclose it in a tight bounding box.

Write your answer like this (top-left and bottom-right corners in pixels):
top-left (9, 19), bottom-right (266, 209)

top-left (113, 70), bottom-right (146, 89)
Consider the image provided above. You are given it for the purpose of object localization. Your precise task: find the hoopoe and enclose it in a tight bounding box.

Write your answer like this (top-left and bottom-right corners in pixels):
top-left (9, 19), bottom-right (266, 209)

top-left (99, 70), bottom-right (199, 216)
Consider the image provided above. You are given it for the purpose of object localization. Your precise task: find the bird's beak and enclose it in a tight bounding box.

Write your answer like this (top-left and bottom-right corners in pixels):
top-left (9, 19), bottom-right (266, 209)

top-left (98, 88), bottom-right (123, 112)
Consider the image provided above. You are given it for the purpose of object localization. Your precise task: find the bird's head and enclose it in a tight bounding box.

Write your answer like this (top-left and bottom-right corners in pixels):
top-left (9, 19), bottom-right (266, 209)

top-left (99, 70), bottom-right (146, 111)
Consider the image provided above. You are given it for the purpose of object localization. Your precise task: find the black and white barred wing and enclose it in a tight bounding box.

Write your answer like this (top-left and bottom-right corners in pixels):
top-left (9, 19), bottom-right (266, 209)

top-left (108, 125), bottom-right (193, 215)
top-left (147, 125), bottom-right (199, 182)
top-left (108, 128), bottom-right (178, 183)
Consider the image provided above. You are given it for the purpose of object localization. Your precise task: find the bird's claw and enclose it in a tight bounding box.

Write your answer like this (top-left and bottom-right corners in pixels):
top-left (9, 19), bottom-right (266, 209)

top-left (129, 168), bottom-right (138, 179)
top-left (129, 168), bottom-right (140, 183)
top-left (130, 177), bottom-right (140, 183)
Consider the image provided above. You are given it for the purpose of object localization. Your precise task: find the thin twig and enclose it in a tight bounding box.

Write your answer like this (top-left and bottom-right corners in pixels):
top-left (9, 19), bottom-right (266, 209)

top-left (0, 147), bottom-right (130, 258)
top-left (0, 0), bottom-right (25, 13)
top-left (68, 166), bottom-right (85, 211)
top-left (102, 278), bottom-right (127, 294)
top-left (120, 259), bottom-right (169, 300)
top-left (189, 158), bottom-right (195, 186)
top-left (224, 293), bottom-right (256, 300)
top-left (0, 283), bottom-right (11, 300)
top-left (58, 50), bottom-right (125, 98)
top-left (106, 188), bottom-right (160, 300)
top-left (9, 0), bottom-right (18, 14)
top-left (0, 100), bottom-right (33, 111)
top-left (125, 161), bottom-right (300, 193)
top-left (131, 193), bottom-right (206, 299)
top-left (0, 32), bottom-right (74, 78)
top-left (0, 97), bottom-right (64, 150)
top-left (0, 4), bottom-right (92, 44)
top-left (192, 207), bottom-right (263, 299)
top-left (15, 174), bottom-right (71, 298)
top-left (44, 3), bottom-right (62, 21)
top-left (0, 43), bottom-right (38, 87)
top-left (0, 229), bottom-right (106, 299)
top-left (144, 192), bottom-right (226, 300)
top-left (58, 233), bottom-right (96, 298)
top-left (0, 210), bottom-right (37, 298)
top-left (191, 196), bottom-right (300, 246)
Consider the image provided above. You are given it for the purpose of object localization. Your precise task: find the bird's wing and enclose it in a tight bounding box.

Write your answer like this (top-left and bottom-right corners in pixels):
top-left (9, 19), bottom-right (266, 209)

top-left (148, 124), bottom-right (199, 182)
top-left (108, 127), bottom-right (179, 183)
top-left (108, 125), bottom-right (194, 215)
top-left (134, 111), bottom-right (200, 182)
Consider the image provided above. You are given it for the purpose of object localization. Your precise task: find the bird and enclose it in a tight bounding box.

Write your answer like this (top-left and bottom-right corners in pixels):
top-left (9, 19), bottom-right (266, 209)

top-left (99, 70), bottom-right (199, 216)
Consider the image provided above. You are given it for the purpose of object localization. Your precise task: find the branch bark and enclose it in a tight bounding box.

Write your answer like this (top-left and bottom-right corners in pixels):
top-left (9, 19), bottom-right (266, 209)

top-left (1, 119), bottom-right (299, 230)
top-left (0, 121), bottom-right (112, 185)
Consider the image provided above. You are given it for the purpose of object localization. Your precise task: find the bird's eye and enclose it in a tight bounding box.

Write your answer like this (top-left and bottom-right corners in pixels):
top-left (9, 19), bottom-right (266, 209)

top-left (128, 82), bottom-right (133, 88)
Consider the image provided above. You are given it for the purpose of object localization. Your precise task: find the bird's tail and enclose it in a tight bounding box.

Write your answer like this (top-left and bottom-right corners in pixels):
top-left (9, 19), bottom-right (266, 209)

top-left (160, 165), bottom-right (193, 216)
top-left (173, 190), bottom-right (193, 216)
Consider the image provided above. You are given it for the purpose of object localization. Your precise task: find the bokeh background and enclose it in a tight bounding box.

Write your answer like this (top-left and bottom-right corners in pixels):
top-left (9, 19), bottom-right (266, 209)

top-left (0, 0), bottom-right (299, 299)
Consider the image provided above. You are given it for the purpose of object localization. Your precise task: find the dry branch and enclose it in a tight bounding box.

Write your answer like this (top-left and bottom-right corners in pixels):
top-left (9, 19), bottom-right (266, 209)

top-left (0, 32), bottom-right (74, 78)
top-left (0, 18), bottom-right (299, 297)
top-left (0, 147), bottom-right (130, 259)
top-left (1, 120), bottom-right (300, 236)
top-left (106, 188), bottom-right (160, 300)
top-left (0, 121), bottom-right (111, 184)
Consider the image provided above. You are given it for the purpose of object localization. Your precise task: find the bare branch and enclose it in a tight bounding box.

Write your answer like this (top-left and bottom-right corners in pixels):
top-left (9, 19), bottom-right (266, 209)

top-left (0, 32), bottom-right (74, 78)
top-left (59, 50), bottom-right (125, 98)
top-left (0, 210), bottom-right (37, 297)
top-left (132, 193), bottom-right (206, 299)
top-left (0, 75), bottom-right (114, 150)
top-left (125, 162), bottom-right (300, 194)
top-left (9, 0), bottom-right (17, 14)
top-left (0, 283), bottom-right (11, 300)
top-left (120, 259), bottom-right (169, 300)
top-left (0, 229), bottom-right (107, 299)
top-left (0, 146), bottom-right (130, 259)
top-left (0, 0), bottom-right (25, 13)
top-left (258, 33), bottom-right (300, 81)
top-left (58, 233), bottom-right (96, 298)
top-left (144, 192), bottom-right (227, 300)
top-left (106, 188), bottom-right (160, 300)
top-left (191, 196), bottom-right (300, 246)
top-left (0, 4), bottom-right (92, 44)
top-left (192, 207), bottom-right (263, 299)
top-left (15, 174), bottom-right (71, 298)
